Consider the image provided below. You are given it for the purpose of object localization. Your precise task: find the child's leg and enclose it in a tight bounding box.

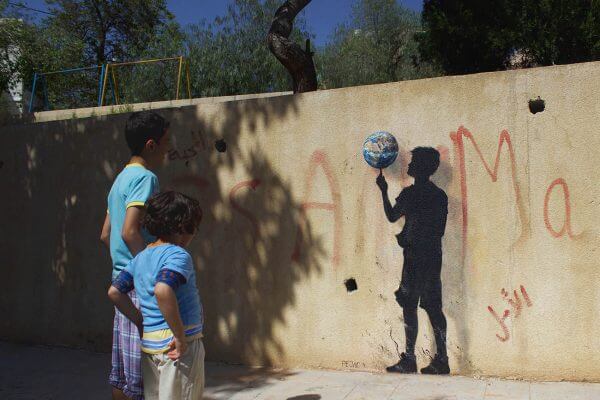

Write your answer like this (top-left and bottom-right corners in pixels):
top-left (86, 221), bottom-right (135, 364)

top-left (188, 340), bottom-right (205, 399)
top-left (159, 338), bottom-right (205, 400)
top-left (108, 290), bottom-right (144, 399)
top-left (141, 352), bottom-right (160, 400)
top-left (108, 308), bottom-right (128, 400)
top-left (109, 309), bottom-right (127, 396)
top-left (120, 290), bottom-right (144, 399)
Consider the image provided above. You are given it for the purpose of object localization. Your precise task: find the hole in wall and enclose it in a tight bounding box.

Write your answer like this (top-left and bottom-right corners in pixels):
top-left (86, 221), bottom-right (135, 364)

top-left (215, 139), bottom-right (227, 153)
top-left (0, 161), bottom-right (3, 169)
top-left (344, 278), bottom-right (358, 292)
top-left (528, 96), bottom-right (545, 114)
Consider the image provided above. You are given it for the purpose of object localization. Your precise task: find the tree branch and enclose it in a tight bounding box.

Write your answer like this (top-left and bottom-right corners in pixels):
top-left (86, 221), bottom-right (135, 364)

top-left (267, 0), bottom-right (317, 93)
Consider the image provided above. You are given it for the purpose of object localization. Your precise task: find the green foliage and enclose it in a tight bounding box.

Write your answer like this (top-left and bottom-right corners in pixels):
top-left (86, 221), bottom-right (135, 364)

top-left (6, 0), bottom-right (440, 109)
top-left (45, 0), bottom-right (173, 64)
top-left (183, 0), bottom-right (310, 97)
top-left (519, 0), bottom-right (600, 65)
top-left (316, 0), bottom-right (441, 89)
top-left (40, 0), bottom-right (174, 108)
top-left (8, 0), bottom-right (597, 111)
top-left (115, 0), bottom-right (310, 99)
top-left (0, 19), bottom-right (24, 93)
top-left (1, 0), bottom-right (173, 110)
top-left (112, 22), bottom-right (187, 104)
top-left (4, 0), bottom-right (600, 113)
top-left (3, 0), bottom-right (313, 109)
top-left (0, 3), bottom-right (43, 94)
top-left (420, 0), bottom-right (600, 75)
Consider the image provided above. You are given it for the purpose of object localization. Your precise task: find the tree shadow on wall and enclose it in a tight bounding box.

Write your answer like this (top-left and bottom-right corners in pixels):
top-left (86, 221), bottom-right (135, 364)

top-left (0, 116), bottom-right (133, 350)
top-left (162, 96), bottom-right (327, 366)
top-left (0, 93), bottom-right (326, 374)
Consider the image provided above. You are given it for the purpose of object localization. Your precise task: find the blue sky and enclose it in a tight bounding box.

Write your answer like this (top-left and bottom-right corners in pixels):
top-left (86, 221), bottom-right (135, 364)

top-left (12, 0), bottom-right (423, 46)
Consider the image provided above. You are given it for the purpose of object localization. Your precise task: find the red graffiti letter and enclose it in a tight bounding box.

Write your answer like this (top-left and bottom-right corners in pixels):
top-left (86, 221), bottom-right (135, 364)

top-left (520, 285), bottom-right (533, 308)
top-left (292, 150), bottom-right (342, 267)
top-left (487, 306), bottom-right (510, 342)
top-left (543, 178), bottom-right (581, 239)
top-left (502, 288), bottom-right (523, 318)
top-left (450, 126), bottom-right (529, 264)
top-left (229, 179), bottom-right (262, 237)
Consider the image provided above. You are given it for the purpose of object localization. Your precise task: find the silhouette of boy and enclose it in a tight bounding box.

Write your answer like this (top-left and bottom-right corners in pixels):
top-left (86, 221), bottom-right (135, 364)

top-left (376, 147), bottom-right (449, 374)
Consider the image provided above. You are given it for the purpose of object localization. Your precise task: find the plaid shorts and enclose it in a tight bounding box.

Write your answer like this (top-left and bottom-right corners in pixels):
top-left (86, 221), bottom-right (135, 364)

top-left (109, 289), bottom-right (144, 399)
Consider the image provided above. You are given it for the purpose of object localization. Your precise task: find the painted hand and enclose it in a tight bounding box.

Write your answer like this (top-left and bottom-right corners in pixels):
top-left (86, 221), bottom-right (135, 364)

top-left (376, 171), bottom-right (388, 192)
top-left (167, 337), bottom-right (188, 361)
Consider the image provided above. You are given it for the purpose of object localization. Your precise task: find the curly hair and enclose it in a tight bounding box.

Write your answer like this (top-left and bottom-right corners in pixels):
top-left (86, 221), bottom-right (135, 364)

top-left (143, 191), bottom-right (202, 238)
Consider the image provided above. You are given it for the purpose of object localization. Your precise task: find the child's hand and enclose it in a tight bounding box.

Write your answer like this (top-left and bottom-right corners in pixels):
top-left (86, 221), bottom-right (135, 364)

top-left (167, 336), bottom-right (188, 360)
top-left (376, 170), bottom-right (388, 192)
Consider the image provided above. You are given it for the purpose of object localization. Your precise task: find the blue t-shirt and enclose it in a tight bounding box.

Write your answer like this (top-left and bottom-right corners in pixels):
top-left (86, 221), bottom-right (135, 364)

top-left (124, 244), bottom-right (203, 332)
top-left (107, 163), bottom-right (159, 279)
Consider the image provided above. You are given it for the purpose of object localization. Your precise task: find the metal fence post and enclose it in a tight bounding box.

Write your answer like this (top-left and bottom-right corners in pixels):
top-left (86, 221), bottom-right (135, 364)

top-left (97, 64), bottom-right (105, 107)
top-left (175, 56), bottom-right (183, 100)
top-left (28, 72), bottom-right (38, 113)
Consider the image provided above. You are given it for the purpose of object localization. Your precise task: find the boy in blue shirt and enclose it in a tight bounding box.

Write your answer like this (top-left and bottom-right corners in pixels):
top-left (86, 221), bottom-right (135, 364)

top-left (108, 191), bottom-right (205, 400)
top-left (100, 111), bottom-right (171, 400)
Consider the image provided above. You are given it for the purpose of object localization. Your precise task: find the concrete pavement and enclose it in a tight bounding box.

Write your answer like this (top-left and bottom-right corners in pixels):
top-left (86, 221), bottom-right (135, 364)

top-left (1, 342), bottom-right (599, 400)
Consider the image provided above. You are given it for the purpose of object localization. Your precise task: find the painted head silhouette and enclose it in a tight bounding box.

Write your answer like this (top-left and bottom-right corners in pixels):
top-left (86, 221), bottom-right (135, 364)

top-left (407, 147), bottom-right (440, 178)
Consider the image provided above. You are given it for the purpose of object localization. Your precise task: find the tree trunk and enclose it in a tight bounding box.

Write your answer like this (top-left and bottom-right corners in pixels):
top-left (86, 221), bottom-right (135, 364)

top-left (267, 0), bottom-right (317, 93)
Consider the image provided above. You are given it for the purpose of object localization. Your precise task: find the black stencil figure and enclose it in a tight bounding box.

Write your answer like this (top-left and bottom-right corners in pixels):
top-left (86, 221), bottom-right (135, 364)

top-left (376, 147), bottom-right (450, 375)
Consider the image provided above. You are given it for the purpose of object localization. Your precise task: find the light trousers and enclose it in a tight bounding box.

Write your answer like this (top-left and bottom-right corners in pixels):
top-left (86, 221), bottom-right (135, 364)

top-left (142, 338), bottom-right (205, 400)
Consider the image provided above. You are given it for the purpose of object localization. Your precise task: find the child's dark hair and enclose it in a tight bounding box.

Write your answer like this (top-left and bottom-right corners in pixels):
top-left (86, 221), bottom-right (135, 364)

top-left (143, 191), bottom-right (202, 238)
top-left (125, 111), bottom-right (169, 156)
top-left (411, 147), bottom-right (440, 177)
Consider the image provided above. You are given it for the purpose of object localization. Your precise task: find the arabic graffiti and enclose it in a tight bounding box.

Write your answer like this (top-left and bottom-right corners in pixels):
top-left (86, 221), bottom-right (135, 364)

top-left (487, 285), bottom-right (533, 342)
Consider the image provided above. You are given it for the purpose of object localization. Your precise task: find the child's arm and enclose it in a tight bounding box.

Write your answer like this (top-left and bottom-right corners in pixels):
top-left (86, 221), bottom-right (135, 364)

top-left (108, 286), bottom-right (143, 333)
top-left (155, 282), bottom-right (188, 360)
top-left (108, 271), bottom-right (143, 335)
top-left (123, 174), bottom-right (159, 255)
top-left (108, 266), bottom-right (144, 337)
top-left (122, 207), bottom-right (146, 256)
top-left (100, 213), bottom-right (111, 249)
top-left (376, 171), bottom-right (405, 222)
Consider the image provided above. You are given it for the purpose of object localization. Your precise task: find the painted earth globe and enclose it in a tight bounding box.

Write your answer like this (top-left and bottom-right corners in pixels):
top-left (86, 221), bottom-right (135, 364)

top-left (362, 131), bottom-right (399, 169)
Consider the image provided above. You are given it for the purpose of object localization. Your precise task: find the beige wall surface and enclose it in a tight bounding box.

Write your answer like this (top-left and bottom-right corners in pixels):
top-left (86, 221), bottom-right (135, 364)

top-left (1, 62), bottom-right (599, 381)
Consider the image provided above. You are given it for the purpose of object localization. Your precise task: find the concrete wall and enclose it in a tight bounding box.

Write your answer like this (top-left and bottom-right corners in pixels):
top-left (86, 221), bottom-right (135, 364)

top-left (1, 61), bottom-right (599, 381)
top-left (31, 91), bottom-right (292, 123)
